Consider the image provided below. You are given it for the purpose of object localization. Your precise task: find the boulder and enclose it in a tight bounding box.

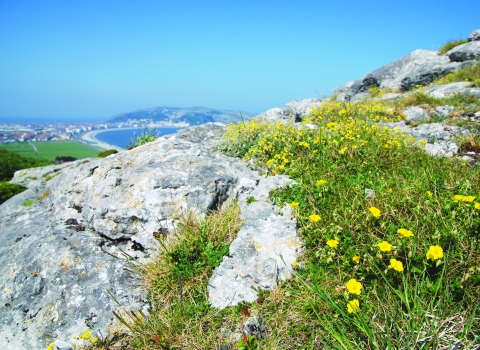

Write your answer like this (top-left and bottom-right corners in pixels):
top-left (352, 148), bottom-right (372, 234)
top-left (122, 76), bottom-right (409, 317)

top-left (433, 105), bottom-right (454, 118)
top-left (447, 41), bottom-right (480, 62)
top-left (0, 123), bottom-right (303, 349)
top-left (208, 176), bottom-right (300, 309)
top-left (468, 29), bottom-right (480, 42)
top-left (403, 106), bottom-right (430, 123)
top-left (424, 82), bottom-right (472, 98)
top-left (285, 98), bottom-right (323, 122)
top-left (257, 98), bottom-right (322, 123)
top-left (343, 50), bottom-right (464, 98)
top-left (382, 121), bottom-right (469, 157)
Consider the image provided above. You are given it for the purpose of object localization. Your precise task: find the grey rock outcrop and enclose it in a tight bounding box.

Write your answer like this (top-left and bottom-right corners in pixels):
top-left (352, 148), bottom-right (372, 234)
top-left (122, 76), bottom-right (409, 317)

top-left (208, 176), bottom-right (300, 309)
top-left (340, 50), bottom-right (466, 99)
top-left (447, 41), bottom-right (480, 62)
top-left (0, 123), bottom-right (303, 349)
top-left (257, 98), bottom-right (323, 123)
top-left (433, 105), bottom-right (454, 118)
top-left (403, 106), bottom-right (430, 123)
top-left (469, 29), bottom-right (480, 42)
top-left (382, 121), bottom-right (469, 157)
top-left (334, 29), bottom-right (480, 101)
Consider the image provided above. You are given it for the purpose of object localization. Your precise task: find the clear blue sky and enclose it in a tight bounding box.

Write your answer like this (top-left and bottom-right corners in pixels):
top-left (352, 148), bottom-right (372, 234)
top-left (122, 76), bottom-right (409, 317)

top-left (1, 0), bottom-right (479, 122)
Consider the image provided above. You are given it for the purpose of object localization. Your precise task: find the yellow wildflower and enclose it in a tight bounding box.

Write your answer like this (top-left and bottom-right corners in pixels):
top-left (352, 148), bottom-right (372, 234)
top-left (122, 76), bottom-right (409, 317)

top-left (426, 245), bottom-right (444, 261)
top-left (316, 179), bottom-right (327, 186)
top-left (388, 258), bottom-right (404, 272)
top-left (339, 146), bottom-right (348, 154)
top-left (291, 260), bottom-right (297, 269)
top-left (347, 299), bottom-right (360, 314)
top-left (345, 278), bottom-right (362, 295)
top-left (387, 188), bottom-right (393, 193)
top-left (326, 239), bottom-right (339, 248)
top-left (289, 202), bottom-right (299, 207)
top-left (452, 195), bottom-right (476, 203)
top-left (378, 241), bottom-right (392, 252)
top-left (352, 255), bottom-right (360, 263)
top-left (369, 207), bottom-right (381, 218)
top-left (397, 228), bottom-right (414, 238)
top-left (426, 191), bottom-right (433, 197)
top-left (309, 214), bottom-right (321, 222)
top-left (475, 202), bottom-right (480, 210)
top-left (46, 343), bottom-right (55, 350)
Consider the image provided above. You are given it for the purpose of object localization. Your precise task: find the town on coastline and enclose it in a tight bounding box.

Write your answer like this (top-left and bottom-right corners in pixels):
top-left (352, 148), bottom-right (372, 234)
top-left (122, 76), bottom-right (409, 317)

top-left (0, 119), bottom-right (189, 145)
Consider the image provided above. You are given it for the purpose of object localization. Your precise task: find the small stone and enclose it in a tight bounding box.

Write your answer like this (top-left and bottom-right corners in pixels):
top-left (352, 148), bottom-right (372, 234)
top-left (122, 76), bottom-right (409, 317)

top-left (403, 107), bottom-right (430, 123)
top-left (365, 188), bottom-right (376, 198)
top-left (244, 316), bottom-right (267, 341)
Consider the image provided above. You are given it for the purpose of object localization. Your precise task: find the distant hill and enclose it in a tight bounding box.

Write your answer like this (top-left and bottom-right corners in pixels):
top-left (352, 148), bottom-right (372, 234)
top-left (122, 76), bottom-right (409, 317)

top-left (107, 106), bottom-right (253, 125)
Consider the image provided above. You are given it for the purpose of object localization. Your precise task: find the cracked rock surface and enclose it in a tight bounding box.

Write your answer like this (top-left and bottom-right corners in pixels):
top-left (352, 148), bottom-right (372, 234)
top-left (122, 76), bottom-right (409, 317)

top-left (1, 123), bottom-right (302, 349)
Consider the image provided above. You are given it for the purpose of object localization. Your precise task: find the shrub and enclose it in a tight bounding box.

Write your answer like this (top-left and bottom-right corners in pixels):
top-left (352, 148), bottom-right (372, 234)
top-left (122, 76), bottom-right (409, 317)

top-left (439, 39), bottom-right (468, 55)
top-left (127, 128), bottom-right (160, 150)
top-left (96, 149), bottom-right (118, 158)
top-left (0, 181), bottom-right (27, 205)
top-left (0, 148), bottom-right (52, 181)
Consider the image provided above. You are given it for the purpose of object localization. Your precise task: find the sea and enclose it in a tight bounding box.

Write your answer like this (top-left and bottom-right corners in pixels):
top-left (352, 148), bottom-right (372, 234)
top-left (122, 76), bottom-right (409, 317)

top-left (94, 127), bottom-right (182, 149)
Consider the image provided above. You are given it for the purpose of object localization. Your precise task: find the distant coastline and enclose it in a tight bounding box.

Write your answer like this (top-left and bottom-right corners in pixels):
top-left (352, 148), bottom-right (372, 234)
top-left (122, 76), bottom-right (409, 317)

top-left (80, 129), bottom-right (127, 152)
top-left (80, 127), bottom-right (183, 151)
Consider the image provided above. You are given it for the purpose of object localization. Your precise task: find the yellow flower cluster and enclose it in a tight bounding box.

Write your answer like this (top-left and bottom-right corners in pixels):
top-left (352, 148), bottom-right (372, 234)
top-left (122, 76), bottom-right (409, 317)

top-left (220, 100), bottom-right (417, 176)
top-left (452, 195), bottom-right (476, 203)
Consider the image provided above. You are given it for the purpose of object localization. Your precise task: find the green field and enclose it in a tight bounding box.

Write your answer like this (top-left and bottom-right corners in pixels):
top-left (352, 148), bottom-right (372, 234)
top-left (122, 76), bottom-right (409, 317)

top-left (0, 141), bottom-right (99, 161)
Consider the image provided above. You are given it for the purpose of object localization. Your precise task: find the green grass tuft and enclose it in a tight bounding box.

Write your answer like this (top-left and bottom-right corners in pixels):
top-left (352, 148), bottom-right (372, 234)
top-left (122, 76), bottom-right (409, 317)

top-left (439, 39), bottom-right (468, 55)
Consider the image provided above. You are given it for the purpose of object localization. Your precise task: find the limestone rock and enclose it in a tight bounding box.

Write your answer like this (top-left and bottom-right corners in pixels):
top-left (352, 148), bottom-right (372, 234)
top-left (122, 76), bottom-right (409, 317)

top-left (0, 123), bottom-right (303, 349)
top-left (256, 98), bottom-right (322, 123)
top-left (447, 41), bottom-right (480, 62)
top-left (243, 316), bottom-right (267, 340)
top-left (403, 106), bottom-right (430, 123)
top-left (433, 105), bottom-right (454, 118)
top-left (424, 82), bottom-right (472, 98)
top-left (468, 29), bottom-right (480, 42)
top-left (208, 176), bottom-right (301, 309)
top-left (285, 98), bottom-right (323, 122)
top-left (382, 121), bottom-right (469, 157)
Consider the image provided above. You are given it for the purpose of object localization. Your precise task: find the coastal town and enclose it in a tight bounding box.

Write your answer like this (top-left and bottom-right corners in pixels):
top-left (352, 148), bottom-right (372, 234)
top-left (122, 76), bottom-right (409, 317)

top-left (0, 119), bottom-right (189, 144)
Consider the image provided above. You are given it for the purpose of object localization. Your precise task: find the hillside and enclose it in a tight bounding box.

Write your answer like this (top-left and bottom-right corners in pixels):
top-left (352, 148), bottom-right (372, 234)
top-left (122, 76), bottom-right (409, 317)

top-left (1, 29), bottom-right (480, 350)
top-left (107, 106), bottom-right (253, 125)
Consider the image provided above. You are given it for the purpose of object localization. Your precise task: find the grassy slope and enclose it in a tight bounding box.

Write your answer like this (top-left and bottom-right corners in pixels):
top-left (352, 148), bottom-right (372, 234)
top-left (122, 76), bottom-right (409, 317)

top-left (1, 140), bottom-right (99, 161)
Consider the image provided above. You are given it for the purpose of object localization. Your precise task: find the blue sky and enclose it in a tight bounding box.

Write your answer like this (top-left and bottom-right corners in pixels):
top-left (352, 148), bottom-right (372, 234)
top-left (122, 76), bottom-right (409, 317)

top-left (0, 0), bottom-right (479, 122)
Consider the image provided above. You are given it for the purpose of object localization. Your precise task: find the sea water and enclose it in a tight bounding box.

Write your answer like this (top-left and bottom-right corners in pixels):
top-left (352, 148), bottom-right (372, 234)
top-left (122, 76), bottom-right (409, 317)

top-left (94, 127), bottom-right (182, 149)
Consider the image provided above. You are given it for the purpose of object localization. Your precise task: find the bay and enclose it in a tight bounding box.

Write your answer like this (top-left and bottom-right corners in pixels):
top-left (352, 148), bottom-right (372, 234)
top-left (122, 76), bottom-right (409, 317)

top-left (94, 127), bottom-right (182, 149)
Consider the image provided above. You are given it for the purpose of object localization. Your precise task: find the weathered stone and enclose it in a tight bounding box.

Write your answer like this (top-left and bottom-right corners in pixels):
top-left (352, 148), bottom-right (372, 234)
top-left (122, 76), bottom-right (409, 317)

top-left (257, 98), bottom-right (323, 123)
top-left (424, 82), bottom-right (472, 98)
top-left (447, 41), bottom-right (480, 62)
top-left (382, 121), bottom-right (469, 157)
top-left (403, 106), bottom-right (430, 123)
top-left (0, 123), bottom-right (303, 349)
top-left (243, 316), bottom-right (267, 340)
top-left (468, 29), bottom-right (480, 42)
top-left (285, 98), bottom-right (323, 122)
top-left (433, 105), bottom-right (454, 117)
top-left (208, 176), bottom-right (301, 309)
top-left (256, 108), bottom-right (288, 122)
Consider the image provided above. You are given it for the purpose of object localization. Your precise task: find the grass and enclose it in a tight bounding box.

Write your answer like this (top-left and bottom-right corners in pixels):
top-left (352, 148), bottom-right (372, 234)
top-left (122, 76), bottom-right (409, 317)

top-left (214, 99), bottom-right (480, 348)
top-left (97, 201), bottom-right (247, 350)
top-left (434, 61), bottom-right (480, 88)
top-left (439, 39), bottom-right (468, 55)
top-left (0, 141), bottom-right (99, 161)
top-left (48, 99), bottom-right (480, 349)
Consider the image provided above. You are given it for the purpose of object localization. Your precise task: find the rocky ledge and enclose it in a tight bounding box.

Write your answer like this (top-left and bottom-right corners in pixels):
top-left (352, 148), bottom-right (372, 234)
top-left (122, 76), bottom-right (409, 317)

top-left (0, 123), bottom-right (301, 349)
